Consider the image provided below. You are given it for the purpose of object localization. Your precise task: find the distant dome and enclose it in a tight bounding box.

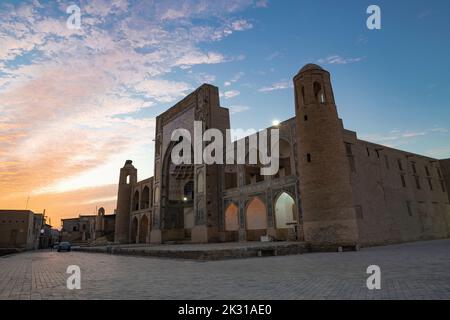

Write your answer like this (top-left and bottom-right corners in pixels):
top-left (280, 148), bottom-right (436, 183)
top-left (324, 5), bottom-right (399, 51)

top-left (299, 64), bottom-right (324, 73)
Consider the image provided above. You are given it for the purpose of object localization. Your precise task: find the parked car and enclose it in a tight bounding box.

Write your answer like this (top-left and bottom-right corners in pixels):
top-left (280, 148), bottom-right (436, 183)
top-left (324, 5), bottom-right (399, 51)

top-left (57, 242), bottom-right (71, 252)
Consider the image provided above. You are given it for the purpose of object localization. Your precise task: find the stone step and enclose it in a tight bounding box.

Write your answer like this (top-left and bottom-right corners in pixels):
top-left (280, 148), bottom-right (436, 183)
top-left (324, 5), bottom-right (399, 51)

top-left (74, 242), bottom-right (310, 261)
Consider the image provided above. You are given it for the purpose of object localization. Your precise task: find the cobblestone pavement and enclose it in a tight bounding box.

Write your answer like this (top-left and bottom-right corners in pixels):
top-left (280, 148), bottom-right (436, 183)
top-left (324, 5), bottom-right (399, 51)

top-left (1, 239), bottom-right (450, 300)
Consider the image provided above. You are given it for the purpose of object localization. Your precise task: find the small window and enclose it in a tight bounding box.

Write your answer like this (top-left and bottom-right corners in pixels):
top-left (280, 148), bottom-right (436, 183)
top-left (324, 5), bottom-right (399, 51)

top-left (427, 178), bottom-right (433, 191)
top-left (398, 159), bottom-right (403, 171)
top-left (320, 93), bottom-right (325, 103)
top-left (411, 162), bottom-right (417, 175)
top-left (437, 168), bottom-right (442, 179)
top-left (441, 180), bottom-right (446, 193)
top-left (348, 156), bottom-right (356, 173)
top-left (375, 150), bottom-right (380, 159)
top-left (425, 166), bottom-right (430, 176)
top-left (415, 177), bottom-right (421, 190)
top-left (225, 172), bottom-right (238, 190)
top-left (406, 201), bottom-right (413, 217)
top-left (345, 143), bottom-right (353, 155)
top-left (304, 115), bottom-right (308, 121)
top-left (384, 155), bottom-right (390, 170)
top-left (401, 175), bottom-right (406, 188)
top-left (126, 175), bottom-right (130, 184)
top-left (355, 206), bottom-right (363, 219)
top-left (313, 82), bottom-right (322, 102)
top-left (366, 147), bottom-right (370, 157)
top-left (307, 154), bottom-right (311, 163)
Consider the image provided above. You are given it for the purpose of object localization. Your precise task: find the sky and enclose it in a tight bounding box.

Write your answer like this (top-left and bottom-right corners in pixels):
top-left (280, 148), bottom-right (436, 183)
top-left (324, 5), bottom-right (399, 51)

top-left (1, 0), bottom-right (450, 228)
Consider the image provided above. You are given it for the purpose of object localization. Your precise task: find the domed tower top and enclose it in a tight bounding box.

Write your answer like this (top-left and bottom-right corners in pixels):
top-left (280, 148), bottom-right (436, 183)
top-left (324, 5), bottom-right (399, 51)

top-left (124, 160), bottom-right (135, 167)
top-left (119, 160), bottom-right (137, 185)
top-left (299, 63), bottom-right (324, 73)
top-left (293, 63), bottom-right (334, 107)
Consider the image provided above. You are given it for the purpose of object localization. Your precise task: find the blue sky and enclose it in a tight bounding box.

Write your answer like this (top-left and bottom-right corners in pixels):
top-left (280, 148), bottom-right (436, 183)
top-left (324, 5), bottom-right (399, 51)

top-left (148, 0), bottom-right (450, 156)
top-left (1, 0), bottom-right (450, 220)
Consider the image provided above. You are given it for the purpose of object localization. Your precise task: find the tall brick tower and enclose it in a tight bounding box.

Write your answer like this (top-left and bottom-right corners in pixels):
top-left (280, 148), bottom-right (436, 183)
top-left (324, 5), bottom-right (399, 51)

top-left (293, 64), bottom-right (359, 250)
top-left (114, 160), bottom-right (137, 244)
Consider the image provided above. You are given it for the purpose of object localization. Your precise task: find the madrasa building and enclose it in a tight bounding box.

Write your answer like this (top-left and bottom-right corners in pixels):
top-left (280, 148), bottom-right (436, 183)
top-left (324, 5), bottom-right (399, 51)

top-left (113, 64), bottom-right (450, 251)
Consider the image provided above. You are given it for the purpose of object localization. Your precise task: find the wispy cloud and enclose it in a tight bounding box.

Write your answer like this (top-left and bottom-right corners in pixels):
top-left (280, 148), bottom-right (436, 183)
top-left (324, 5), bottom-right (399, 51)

top-left (231, 19), bottom-right (253, 31)
top-left (265, 51), bottom-right (283, 61)
top-left (228, 105), bottom-right (251, 114)
top-left (258, 81), bottom-right (292, 92)
top-left (418, 10), bottom-right (432, 19)
top-left (0, 0), bottom-right (264, 223)
top-left (224, 72), bottom-right (245, 86)
top-left (318, 55), bottom-right (364, 65)
top-left (360, 127), bottom-right (449, 148)
top-left (222, 90), bottom-right (241, 99)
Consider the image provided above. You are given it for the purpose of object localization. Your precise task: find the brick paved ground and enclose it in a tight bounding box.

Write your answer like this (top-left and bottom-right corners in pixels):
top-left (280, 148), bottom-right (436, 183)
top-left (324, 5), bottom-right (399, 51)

top-left (1, 239), bottom-right (450, 300)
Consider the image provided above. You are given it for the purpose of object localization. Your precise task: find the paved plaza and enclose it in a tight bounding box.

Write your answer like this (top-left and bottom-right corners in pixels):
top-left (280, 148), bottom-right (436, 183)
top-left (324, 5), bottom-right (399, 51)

top-left (1, 239), bottom-right (450, 300)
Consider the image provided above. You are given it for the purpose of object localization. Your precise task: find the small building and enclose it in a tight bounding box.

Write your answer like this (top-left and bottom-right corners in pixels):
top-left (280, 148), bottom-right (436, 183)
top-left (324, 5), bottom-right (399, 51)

top-left (0, 210), bottom-right (41, 250)
top-left (61, 207), bottom-right (115, 243)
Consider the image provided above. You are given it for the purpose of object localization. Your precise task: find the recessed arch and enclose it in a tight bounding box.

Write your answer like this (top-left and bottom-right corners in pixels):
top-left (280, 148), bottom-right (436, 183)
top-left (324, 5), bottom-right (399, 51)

top-left (133, 190), bottom-right (140, 211)
top-left (139, 215), bottom-right (149, 244)
top-left (245, 197), bottom-right (267, 241)
top-left (275, 192), bottom-right (296, 229)
top-left (225, 203), bottom-right (239, 231)
top-left (160, 140), bottom-right (194, 240)
top-left (274, 139), bottom-right (292, 178)
top-left (244, 149), bottom-right (265, 185)
top-left (141, 186), bottom-right (150, 209)
top-left (313, 81), bottom-right (325, 103)
top-left (245, 197), bottom-right (267, 230)
top-left (184, 180), bottom-right (194, 200)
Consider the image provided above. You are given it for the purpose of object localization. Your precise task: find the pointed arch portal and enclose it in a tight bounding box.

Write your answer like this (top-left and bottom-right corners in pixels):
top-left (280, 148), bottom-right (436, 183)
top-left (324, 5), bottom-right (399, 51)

top-left (245, 197), bottom-right (267, 241)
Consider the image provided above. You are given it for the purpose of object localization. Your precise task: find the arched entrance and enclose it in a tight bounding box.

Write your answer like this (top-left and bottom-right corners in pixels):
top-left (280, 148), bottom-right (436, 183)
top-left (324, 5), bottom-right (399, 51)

top-left (133, 190), bottom-right (140, 211)
top-left (224, 203), bottom-right (239, 242)
top-left (245, 197), bottom-right (267, 241)
top-left (275, 192), bottom-right (296, 240)
top-left (160, 139), bottom-right (194, 242)
top-left (139, 215), bottom-right (149, 244)
top-left (141, 186), bottom-right (150, 209)
top-left (225, 203), bottom-right (239, 231)
top-left (131, 217), bottom-right (138, 244)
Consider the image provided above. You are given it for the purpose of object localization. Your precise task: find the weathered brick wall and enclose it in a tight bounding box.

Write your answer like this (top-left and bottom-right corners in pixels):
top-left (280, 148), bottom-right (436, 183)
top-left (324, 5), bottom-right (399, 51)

top-left (346, 131), bottom-right (450, 246)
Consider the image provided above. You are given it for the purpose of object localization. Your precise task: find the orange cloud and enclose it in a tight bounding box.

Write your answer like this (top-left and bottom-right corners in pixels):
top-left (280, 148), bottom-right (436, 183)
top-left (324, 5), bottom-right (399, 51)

top-left (0, 0), bottom-right (259, 229)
